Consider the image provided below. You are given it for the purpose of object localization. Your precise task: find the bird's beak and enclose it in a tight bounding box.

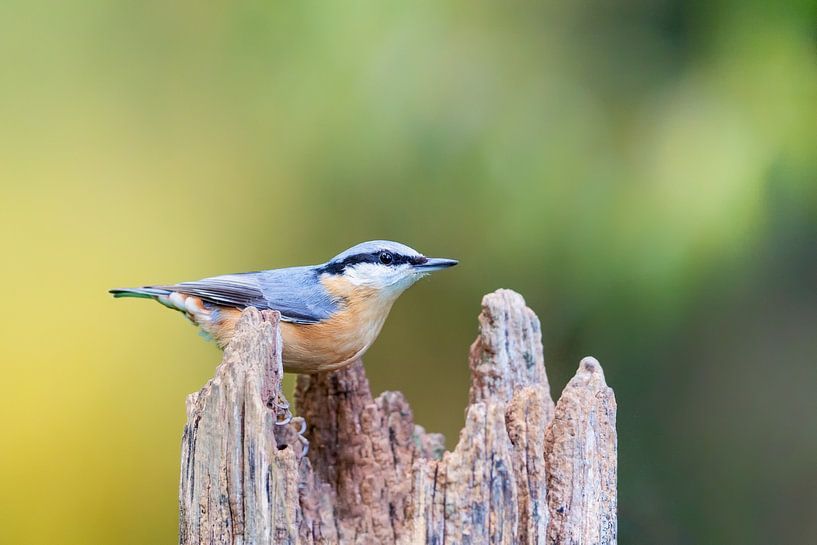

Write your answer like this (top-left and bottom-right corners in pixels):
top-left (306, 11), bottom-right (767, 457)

top-left (415, 257), bottom-right (459, 272)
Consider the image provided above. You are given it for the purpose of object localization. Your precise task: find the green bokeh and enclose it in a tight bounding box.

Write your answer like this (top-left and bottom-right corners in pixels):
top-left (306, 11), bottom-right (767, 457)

top-left (1, 2), bottom-right (816, 543)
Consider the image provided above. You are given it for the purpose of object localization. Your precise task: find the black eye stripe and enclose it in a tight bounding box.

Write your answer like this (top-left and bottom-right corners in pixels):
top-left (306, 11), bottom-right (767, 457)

top-left (319, 252), bottom-right (427, 275)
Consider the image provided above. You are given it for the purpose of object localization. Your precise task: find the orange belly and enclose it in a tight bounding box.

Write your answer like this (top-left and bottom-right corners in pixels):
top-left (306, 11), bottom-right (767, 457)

top-left (199, 281), bottom-right (394, 373)
top-left (278, 313), bottom-right (387, 373)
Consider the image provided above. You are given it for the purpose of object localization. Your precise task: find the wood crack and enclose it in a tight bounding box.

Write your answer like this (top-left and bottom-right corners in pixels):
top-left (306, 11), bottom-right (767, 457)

top-left (178, 290), bottom-right (617, 545)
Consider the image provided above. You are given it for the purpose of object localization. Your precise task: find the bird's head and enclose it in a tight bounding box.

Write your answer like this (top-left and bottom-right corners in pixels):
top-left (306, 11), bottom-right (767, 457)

top-left (319, 240), bottom-right (458, 300)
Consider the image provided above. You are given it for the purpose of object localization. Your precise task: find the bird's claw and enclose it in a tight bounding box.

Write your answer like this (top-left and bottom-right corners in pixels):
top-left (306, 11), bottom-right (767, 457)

top-left (270, 394), bottom-right (308, 457)
top-left (292, 416), bottom-right (309, 459)
top-left (273, 397), bottom-right (293, 426)
top-left (275, 412), bottom-right (293, 426)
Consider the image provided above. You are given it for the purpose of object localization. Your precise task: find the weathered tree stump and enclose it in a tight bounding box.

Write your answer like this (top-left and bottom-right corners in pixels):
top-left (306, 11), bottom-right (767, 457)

top-left (179, 289), bottom-right (617, 545)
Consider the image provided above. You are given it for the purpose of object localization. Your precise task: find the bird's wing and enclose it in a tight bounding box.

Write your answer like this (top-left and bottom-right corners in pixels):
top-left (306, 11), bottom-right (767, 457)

top-left (156, 266), bottom-right (338, 324)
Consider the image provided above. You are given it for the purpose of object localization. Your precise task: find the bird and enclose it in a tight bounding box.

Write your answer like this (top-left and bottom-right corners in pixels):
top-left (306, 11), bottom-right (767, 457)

top-left (110, 240), bottom-right (457, 374)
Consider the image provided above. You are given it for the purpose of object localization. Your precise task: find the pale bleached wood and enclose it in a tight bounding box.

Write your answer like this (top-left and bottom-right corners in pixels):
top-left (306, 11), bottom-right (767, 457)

top-left (179, 289), bottom-right (617, 545)
top-left (179, 308), bottom-right (308, 545)
top-left (403, 289), bottom-right (556, 545)
top-left (545, 357), bottom-right (618, 545)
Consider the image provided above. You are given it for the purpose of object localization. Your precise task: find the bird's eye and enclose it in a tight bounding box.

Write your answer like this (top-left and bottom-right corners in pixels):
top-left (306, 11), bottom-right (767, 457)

top-left (379, 251), bottom-right (394, 265)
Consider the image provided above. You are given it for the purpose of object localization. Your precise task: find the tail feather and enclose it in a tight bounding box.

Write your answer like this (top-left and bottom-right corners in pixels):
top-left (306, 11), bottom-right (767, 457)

top-left (109, 287), bottom-right (170, 299)
top-left (110, 286), bottom-right (229, 346)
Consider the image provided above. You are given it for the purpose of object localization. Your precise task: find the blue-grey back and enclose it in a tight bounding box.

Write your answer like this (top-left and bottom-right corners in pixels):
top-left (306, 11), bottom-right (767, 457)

top-left (165, 265), bottom-right (339, 324)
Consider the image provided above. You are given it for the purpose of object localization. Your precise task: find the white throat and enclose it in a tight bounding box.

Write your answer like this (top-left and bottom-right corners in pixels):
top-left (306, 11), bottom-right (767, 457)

top-left (343, 263), bottom-right (423, 298)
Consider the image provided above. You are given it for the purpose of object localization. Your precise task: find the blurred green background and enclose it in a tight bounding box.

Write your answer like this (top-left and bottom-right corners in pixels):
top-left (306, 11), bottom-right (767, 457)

top-left (1, 1), bottom-right (816, 543)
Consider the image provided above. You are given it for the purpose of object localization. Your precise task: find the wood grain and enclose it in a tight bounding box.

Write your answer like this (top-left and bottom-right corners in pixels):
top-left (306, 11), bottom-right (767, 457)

top-left (179, 289), bottom-right (617, 544)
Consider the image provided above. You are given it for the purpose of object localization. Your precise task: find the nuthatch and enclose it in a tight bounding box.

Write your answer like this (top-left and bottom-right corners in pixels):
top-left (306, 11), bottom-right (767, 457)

top-left (110, 241), bottom-right (458, 374)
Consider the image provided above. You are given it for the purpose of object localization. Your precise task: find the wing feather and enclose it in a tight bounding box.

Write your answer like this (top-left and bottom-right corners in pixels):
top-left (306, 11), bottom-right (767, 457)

top-left (154, 266), bottom-right (338, 324)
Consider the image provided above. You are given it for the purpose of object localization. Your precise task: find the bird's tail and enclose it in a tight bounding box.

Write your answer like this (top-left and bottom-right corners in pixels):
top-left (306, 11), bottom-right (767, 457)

top-left (109, 287), bottom-right (170, 299)
top-left (109, 286), bottom-right (228, 346)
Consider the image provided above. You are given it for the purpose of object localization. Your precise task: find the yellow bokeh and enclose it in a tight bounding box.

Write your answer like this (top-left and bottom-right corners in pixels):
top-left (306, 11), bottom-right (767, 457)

top-left (1, 2), bottom-right (815, 544)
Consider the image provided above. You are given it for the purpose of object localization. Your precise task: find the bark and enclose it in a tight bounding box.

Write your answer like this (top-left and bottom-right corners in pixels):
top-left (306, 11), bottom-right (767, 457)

top-left (545, 357), bottom-right (617, 545)
top-left (179, 289), bottom-right (617, 545)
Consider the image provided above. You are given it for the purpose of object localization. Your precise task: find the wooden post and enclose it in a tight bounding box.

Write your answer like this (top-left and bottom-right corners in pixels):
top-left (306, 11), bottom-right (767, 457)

top-left (179, 289), bottom-right (617, 545)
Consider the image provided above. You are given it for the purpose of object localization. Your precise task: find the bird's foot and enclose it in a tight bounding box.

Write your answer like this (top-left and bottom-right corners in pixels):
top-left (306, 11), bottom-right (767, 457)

top-left (270, 393), bottom-right (308, 458)
top-left (273, 397), bottom-right (292, 426)
top-left (292, 416), bottom-right (309, 459)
